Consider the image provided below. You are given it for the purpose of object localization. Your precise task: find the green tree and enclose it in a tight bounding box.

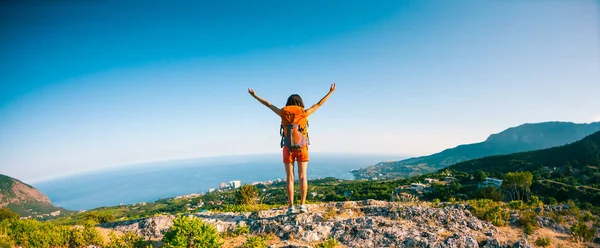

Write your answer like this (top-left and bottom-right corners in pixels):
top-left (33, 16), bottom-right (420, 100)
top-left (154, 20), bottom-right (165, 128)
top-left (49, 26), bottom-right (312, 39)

top-left (475, 186), bottom-right (503, 201)
top-left (474, 171), bottom-right (488, 182)
top-left (0, 208), bottom-right (19, 221)
top-left (502, 172), bottom-right (533, 202)
top-left (236, 184), bottom-right (259, 205)
top-left (162, 215), bottom-right (222, 248)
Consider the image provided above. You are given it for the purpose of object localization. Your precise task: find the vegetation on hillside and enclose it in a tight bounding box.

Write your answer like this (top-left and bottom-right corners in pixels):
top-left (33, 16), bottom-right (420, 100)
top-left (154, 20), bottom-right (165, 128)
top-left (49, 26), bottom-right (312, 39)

top-left (5, 130), bottom-right (600, 246)
top-left (352, 122), bottom-right (600, 180)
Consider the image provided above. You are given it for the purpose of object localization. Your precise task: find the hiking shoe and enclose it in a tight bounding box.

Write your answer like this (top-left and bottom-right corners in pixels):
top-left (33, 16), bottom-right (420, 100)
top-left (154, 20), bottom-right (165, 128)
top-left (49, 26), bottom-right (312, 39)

top-left (299, 205), bottom-right (308, 213)
top-left (286, 206), bottom-right (298, 215)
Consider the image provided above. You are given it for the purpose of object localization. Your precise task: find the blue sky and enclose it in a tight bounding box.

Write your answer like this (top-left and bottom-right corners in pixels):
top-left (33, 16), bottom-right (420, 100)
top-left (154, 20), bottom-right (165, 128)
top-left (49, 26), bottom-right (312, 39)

top-left (1, 0), bottom-right (599, 183)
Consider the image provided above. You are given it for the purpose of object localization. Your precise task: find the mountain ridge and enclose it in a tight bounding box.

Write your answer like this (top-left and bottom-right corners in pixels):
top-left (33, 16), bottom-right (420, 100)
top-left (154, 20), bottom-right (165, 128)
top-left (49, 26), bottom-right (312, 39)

top-left (0, 174), bottom-right (69, 218)
top-left (444, 130), bottom-right (600, 204)
top-left (352, 121), bottom-right (600, 180)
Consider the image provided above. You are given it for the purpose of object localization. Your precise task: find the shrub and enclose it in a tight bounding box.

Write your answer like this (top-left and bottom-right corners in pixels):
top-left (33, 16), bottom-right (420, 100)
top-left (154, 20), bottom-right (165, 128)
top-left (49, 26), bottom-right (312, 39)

top-left (571, 221), bottom-right (595, 242)
top-left (508, 200), bottom-right (524, 210)
top-left (468, 199), bottom-right (509, 226)
top-left (231, 225), bottom-right (250, 237)
top-left (548, 211), bottom-right (565, 224)
top-left (0, 208), bottom-right (19, 221)
top-left (5, 219), bottom-right (70, 247)
top-left (106, 231), bottom-right (152, 248)
top-left (82, 212), bottom-right (116, 224)
top-left (316, 237), bottom-right (340, 248)
top-left (0, 219), bottom-right (104, 248)
top-left (68, 226), bottom-right (105, 248)
top-left (534, 236), bottom-right (551, 247)
top-left (517, 210), bottom-right (538, 235)
top-left (243, 234), bottom-right (270, 248)
top-left (579, 202), bottom-right (593, 210)
top-left (581, 211), bottom-right (594, 222)
top-left (236, 184), bottom-right (259, 205)
top-left (0, 235), bottom-right (15, 248)
top-left (566, 200), bottom-right (580, 216)
top-left (162, 215), bottom-right (222, 248)
top-left (527, 195), bottom-right (543, 208)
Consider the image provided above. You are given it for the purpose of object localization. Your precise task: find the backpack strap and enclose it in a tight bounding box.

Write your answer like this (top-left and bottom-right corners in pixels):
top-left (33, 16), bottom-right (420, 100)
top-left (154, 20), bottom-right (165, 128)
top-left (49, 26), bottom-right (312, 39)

top-left (280, 124), bottom-right (284, 148)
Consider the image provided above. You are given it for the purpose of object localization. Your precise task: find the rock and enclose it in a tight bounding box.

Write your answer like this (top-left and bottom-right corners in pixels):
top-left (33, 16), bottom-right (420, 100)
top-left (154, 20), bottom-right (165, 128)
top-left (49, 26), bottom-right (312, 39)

top-left (482, 237), bottom-right (501, 248)
top-left (536, 216), bottom-right (570, 234)
top-left (444, 234), bottom-right (479, 248)
top-left (101, 200), bottom-right (501, 247)
top-left (99, 215), bottom-right (175, 240)
top-left (513, 238), bottom-right (531, 248)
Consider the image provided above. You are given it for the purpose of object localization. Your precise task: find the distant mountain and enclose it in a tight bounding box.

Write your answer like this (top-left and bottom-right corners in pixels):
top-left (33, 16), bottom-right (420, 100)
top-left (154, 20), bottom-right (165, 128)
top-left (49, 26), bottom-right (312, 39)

top-left (447, 130), bottom-right (600, 204)
top-left (0, 174), bottom-right (69, 219)
top-left (352, 121), bottom-right (600, 180)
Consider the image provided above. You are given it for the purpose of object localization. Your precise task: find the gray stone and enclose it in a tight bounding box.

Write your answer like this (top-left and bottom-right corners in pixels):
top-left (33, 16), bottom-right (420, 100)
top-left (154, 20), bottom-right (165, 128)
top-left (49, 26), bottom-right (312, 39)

top-left (100, 200), bottom-right (504, 247)
top-left (483, 237), bottom-right (501, 248)
top-left (513, 238), bottom-right (531, 248)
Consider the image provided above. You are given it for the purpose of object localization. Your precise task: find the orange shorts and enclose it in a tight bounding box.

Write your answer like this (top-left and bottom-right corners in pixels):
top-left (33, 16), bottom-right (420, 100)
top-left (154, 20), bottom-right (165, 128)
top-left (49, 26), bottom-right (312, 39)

top-left (282, 146), bottom-right (309, 163)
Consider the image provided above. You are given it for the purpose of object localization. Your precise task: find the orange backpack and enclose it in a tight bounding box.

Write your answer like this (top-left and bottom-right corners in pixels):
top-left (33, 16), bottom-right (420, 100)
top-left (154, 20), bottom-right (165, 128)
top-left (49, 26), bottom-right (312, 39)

top-left (280, 106), bottom-right (310, 149)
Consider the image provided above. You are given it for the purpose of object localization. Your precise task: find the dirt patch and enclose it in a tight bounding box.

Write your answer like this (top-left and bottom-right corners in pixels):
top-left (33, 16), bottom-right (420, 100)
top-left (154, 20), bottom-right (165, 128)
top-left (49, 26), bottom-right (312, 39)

top-left (530, 228), bottom-right (583, 248)
top-left (222, 233), bottom-right (282, 248)
top-left (495, 226), bottom-right (525, 245)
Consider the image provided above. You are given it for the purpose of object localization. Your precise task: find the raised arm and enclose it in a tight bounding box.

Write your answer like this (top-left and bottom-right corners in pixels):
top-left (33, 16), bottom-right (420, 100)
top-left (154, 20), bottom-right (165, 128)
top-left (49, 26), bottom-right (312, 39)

top-left (248, 88), bottom-right (282, 116)
top-left (305, 82), bottom-right (336, 116)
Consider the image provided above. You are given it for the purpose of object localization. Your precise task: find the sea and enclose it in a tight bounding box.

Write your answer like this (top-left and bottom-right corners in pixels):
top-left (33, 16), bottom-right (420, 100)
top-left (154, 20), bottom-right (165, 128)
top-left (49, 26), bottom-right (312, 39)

top-left (33, 153), bottom-right (403, 210)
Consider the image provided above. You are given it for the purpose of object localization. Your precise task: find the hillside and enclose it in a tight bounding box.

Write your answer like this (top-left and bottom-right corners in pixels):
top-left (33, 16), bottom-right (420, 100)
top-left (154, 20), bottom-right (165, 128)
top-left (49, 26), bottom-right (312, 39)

top-left (447, 130), bottom-right (600, 204)
top-left (352, 121), bottom-right (600, 180)
top-left (0, 174), bottom-right (69, 218)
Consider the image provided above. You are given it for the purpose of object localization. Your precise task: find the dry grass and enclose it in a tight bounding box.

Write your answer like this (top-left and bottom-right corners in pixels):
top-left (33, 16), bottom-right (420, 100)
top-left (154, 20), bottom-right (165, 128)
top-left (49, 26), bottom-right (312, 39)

top-left (530, 228), bottom-right (584, 248)
top-left (437, 229), bottom-right (453, 239)
top-left (494, 226), bottom-right (585, 248)
top-left (323, 206), bottom-right (338, 221)
top-left (222, 233), bottom-right (281, 248)
top-left (494, 226), bottom-right (526, 245)
top-left (342, 201), bottom-right (357, 209)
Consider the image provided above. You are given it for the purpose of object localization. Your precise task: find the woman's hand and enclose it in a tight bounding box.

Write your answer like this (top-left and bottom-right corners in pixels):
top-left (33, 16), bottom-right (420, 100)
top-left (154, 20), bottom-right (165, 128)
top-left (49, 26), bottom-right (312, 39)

top-left (248, 88), bottom-right (256, 97)
top-left (329, 82), bottom-right (336, 92)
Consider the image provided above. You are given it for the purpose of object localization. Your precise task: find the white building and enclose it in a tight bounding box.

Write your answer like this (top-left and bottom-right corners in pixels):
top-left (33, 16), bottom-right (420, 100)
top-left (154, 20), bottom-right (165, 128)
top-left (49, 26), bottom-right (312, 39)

top-left (423, 178), bottom-right (439, 184)
top-left (208, 188), bottom-right (216, 193)
top-left (219, 182), bottom-right (229, 189)
top-left (229, 180), bottom-right (241, 189)
top-left (411, 183), bottom-right (426, 192)
top-left (478, 177), bottom-right (503, 189)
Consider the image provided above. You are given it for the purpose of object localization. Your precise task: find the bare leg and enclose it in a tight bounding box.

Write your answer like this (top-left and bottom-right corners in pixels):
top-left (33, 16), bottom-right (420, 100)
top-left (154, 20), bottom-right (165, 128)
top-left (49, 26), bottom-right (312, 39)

top-left (298, 161), bottom-right (308, 205)
top-left (284, 162), bottom-right (294, 207)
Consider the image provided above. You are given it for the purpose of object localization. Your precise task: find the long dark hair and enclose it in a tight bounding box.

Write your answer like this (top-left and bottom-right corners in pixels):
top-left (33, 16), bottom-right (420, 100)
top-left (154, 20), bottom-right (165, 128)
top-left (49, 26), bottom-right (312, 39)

top-left (285, 94), bottom-right (304, 108)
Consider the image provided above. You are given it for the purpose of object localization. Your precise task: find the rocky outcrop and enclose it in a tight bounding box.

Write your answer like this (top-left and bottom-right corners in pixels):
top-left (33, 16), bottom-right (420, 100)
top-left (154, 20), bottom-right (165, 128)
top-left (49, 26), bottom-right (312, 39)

top-left (101, 200), bottom-right (544, 247)
top-left (0, 174), bottom-right (51, 207)
top-left (99, 215), bottom-right (175, 240)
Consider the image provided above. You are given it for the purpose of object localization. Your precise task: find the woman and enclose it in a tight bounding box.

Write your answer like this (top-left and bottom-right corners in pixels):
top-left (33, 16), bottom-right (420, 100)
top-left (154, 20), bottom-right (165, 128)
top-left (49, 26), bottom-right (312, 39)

top-left (248, 83), bottom-right (336, 214)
